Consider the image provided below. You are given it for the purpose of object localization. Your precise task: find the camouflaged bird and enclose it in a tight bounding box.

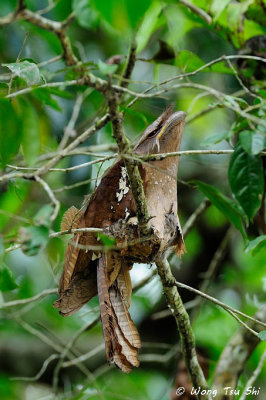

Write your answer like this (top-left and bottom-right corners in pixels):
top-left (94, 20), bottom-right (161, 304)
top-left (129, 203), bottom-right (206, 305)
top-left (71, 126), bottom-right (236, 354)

top-left (54, 105), bottom-right (186, 373)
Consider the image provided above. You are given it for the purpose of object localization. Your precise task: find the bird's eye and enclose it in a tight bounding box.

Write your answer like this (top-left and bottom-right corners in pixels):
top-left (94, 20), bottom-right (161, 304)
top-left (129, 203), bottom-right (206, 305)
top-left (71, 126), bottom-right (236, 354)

top-left (147, 127), bottom-right (160, 138)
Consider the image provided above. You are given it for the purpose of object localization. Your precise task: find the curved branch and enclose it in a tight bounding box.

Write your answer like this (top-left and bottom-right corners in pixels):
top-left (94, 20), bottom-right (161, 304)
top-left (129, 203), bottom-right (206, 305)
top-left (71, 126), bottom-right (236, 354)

top-left (156, 257), bottom-right (210, 400)
top-left (212, 306), bottom-right (266, 400)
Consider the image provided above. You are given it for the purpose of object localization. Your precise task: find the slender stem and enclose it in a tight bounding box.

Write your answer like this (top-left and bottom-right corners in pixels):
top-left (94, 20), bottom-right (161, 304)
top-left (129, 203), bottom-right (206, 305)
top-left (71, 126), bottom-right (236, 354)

top-left (156, 257), bottom-right (210, 400)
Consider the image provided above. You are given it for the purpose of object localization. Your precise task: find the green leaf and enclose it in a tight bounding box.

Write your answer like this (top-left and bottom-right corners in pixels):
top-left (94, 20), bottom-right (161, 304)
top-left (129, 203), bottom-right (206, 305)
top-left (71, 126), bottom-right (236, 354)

top-left (19, 98), bottom-right (40, 166)
top-left (2, 61), bottom-right (41, 86)
top-left (126, 0), bottom-right (152, 29)
top-left (176, 50), bottom-right (204, 72)
top-left (92, 0), bottom-right (152, 31)
top-left (0, 99), bottom-right (21, 169)
top-left (97, 233), bottom-right (116, 248)
top-left (239, 130), bottom-right (265, 155)
top-left (46, 237), bottom-right (65, 266)
top-left (227, 0), bottom-right (254, 33)
top-left (136, 1), bottom-right (162, 54)
top-left (32, 88), bottom-right (61, 111)
top-left (229, 144), bottom-right (264, 220)
top-left (72, 0), bottom-right (100, 29)
top-left (210, 63), bottom-right (233, 75)
top-left (34, 205), bottom-right (54, 227)
top-left (243, 18), bottom-right (265, 43)
top-left (201, 131), bottom-right (229, 147)
top-left (97, 60), bottom-right (118, 76)
top-left (192, 180), bottom-right (247, 239)
top-left (258, 330), bottom-right (266, 341)
top-left (48, 88), bottom-right (73, 99)
top-left (245, 235), bottom-right (266, 255)
top-left (20, 226), bottom-right (49, 256)
top-left (210, 0), bottom-right (231, 22)
top-left (0, 82), bottom-right (8, 96)
top-left (0, 238), bottom-right (4, 262)
top-left (0, 264), bottom-right (18, 292)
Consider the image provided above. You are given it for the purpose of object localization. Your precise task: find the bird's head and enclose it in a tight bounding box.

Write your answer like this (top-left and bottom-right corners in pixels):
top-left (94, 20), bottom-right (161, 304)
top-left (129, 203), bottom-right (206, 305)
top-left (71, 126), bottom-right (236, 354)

top-left (134, 105), bottom-right (186, 155)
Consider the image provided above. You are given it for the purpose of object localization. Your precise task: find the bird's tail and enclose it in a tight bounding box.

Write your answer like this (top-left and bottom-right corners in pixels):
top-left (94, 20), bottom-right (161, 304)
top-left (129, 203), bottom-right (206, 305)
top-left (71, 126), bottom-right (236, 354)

top-left (97, 253), bottom-right (141, 373)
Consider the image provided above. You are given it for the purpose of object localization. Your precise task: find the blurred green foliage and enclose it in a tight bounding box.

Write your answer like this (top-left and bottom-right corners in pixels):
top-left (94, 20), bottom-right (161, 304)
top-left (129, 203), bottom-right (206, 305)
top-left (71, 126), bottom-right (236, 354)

top-left (0, 0), bottom-right (265, 399)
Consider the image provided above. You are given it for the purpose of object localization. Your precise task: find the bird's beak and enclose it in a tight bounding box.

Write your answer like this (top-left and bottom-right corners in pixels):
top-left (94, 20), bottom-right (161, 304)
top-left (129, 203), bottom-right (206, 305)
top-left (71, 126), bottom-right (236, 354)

top-left (157, 111), bottom-right (187, 140)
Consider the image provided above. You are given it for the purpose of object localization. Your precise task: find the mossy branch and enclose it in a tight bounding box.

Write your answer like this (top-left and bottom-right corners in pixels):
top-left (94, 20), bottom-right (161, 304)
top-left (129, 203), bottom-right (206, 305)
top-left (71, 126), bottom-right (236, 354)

top-left (156, 257), bottom-right (210, 400)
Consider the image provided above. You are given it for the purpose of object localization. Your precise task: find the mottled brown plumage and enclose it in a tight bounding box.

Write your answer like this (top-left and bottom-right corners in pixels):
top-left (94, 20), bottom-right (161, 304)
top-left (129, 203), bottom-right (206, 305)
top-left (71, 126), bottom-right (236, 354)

top-left (54, 106), bottom-right (186, 372)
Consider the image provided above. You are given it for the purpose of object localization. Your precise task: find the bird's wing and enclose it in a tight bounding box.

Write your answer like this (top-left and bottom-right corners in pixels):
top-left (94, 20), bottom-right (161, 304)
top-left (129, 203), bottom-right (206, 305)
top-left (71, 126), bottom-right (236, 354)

top-left (97, 253), bottom-right (140, 372)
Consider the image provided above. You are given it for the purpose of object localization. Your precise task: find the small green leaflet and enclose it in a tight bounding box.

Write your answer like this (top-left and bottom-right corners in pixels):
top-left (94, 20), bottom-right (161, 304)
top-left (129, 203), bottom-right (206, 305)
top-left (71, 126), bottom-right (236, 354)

top-left (0, 99), bottom-right (21, 169)
top-left (245, 235), bottom-right (266, 255)
top-left (32, 88), bottom-right (61, 111)
top-left (97, 233), bottom-right (116, 248)
top-left (176, 50), bottom-right (204, 73)
top-left (19, 98), bottom-right (40, 166)
top-left (0, 264), bottom-right (18, 292)
top-left (229, 144), bottom-right (264, 220)
top-left (201, 131), bottom-right (229, 147)
top-left (72, 0), bottom-right (99, 30)
top-left (136, 1), bottom-right (162, 54)
top-left (34, 205), bottom-right (54, 228)
top-left (258, 330), bottom-right (266, 341)
top-left (97, 60), bottom-right (118, 76)
top-left (20, 226), bottom-right (49, 256)
top-left (210, 0), bottom-right (231, 22)
top-left (2, 60), bottom-right (41, 86)
top-left (192, 180), bottom-right (247, 239)
top-left (239, 130), bottom-right (265, 155)
top-left (0, 238), bottom-right (4, 262)
top-left (91, 0), bottom-right (152, 31)
top-left (227, 0), bottom-right (254, 32)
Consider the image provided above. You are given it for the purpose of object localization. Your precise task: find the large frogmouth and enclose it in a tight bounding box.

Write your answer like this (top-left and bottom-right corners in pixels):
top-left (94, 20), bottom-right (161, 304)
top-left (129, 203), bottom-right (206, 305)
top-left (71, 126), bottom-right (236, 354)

top-left (54, 105), bottom-right (186, 372)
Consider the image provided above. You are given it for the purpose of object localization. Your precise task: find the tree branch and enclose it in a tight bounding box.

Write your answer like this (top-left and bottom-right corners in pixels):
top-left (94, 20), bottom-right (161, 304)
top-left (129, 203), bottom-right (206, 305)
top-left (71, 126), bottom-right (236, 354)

top-left (212, 306), bottom-right (266, 400)
top-left (155, 256), bottom-right (210, 400)
top-left (107, 91), bottom-right (150, 234)
top-left (238, 350), bottom-right (266, 400)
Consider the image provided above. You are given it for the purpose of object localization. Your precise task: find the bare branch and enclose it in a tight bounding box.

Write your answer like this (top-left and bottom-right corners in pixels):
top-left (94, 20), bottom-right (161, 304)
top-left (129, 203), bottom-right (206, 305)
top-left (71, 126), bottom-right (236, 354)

top-left (4, 244), bottom-right (22, 254)
top-left (212, 306), bottom-right (266, 399)
top-left (120, 41), bottom-right (137, 90)
top-left (0, 288), bottom-right (57, 309)
top-left (62, 343), bottom-right (105, 368)
top-left (11, 354), bottom-right (59, 382)
top-left (239, 350), bottom-right (266, 400)
top-left (183, 199), bottom-right (210, 237)
top-left (107, 91), bottom-right (150, 234)
top-left (49, 227), bottom-right (103, 238)
top-left (173, 280), bottom-right (266, 329)
top-left (156, 257), bottom-right (210, 399)
top-left (35, 176), bottom-right (60, 221)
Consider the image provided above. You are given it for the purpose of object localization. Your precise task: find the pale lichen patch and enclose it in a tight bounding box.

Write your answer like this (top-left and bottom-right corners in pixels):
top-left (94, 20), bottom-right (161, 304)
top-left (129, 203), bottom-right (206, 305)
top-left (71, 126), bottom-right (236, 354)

top-left (91, 252), bottom-right (101, 261)
top-left (125, 207), bottom-right (130, 219)
top-left (116, 166), bottom-right (130, 203)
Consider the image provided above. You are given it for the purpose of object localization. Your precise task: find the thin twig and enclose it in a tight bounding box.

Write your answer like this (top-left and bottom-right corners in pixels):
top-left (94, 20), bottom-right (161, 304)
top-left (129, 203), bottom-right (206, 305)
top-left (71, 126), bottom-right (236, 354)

top-left (174, 280), bottom-right (266, 329)
top-left (52, 316), bottom-right (99, 390)
top-left (11, 354), bottom-right (59, 381)
top-left (238, 350), bottom-right (266, 400)
top-left (49, 227), bottom-right (103, 238)
top-left (183, 199), bottom-right (210, 237)
top-left (59, 88), bottom-right (92, 150)
top-left (35, 176), bottom-right (60, 221)
top-left (212, 306), bottom-right (266, 399)
top-left (0, 288), bottom-right (57, 309)
top-left (4, 244), bottom-right (22, 254)
top-left (180, 0), bottom-right (212, 25)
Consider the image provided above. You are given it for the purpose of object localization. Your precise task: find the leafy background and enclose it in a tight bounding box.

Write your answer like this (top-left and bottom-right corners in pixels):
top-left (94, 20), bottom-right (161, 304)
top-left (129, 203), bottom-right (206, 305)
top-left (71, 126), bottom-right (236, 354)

top-left (0, 0), bottom-right (265, 399)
